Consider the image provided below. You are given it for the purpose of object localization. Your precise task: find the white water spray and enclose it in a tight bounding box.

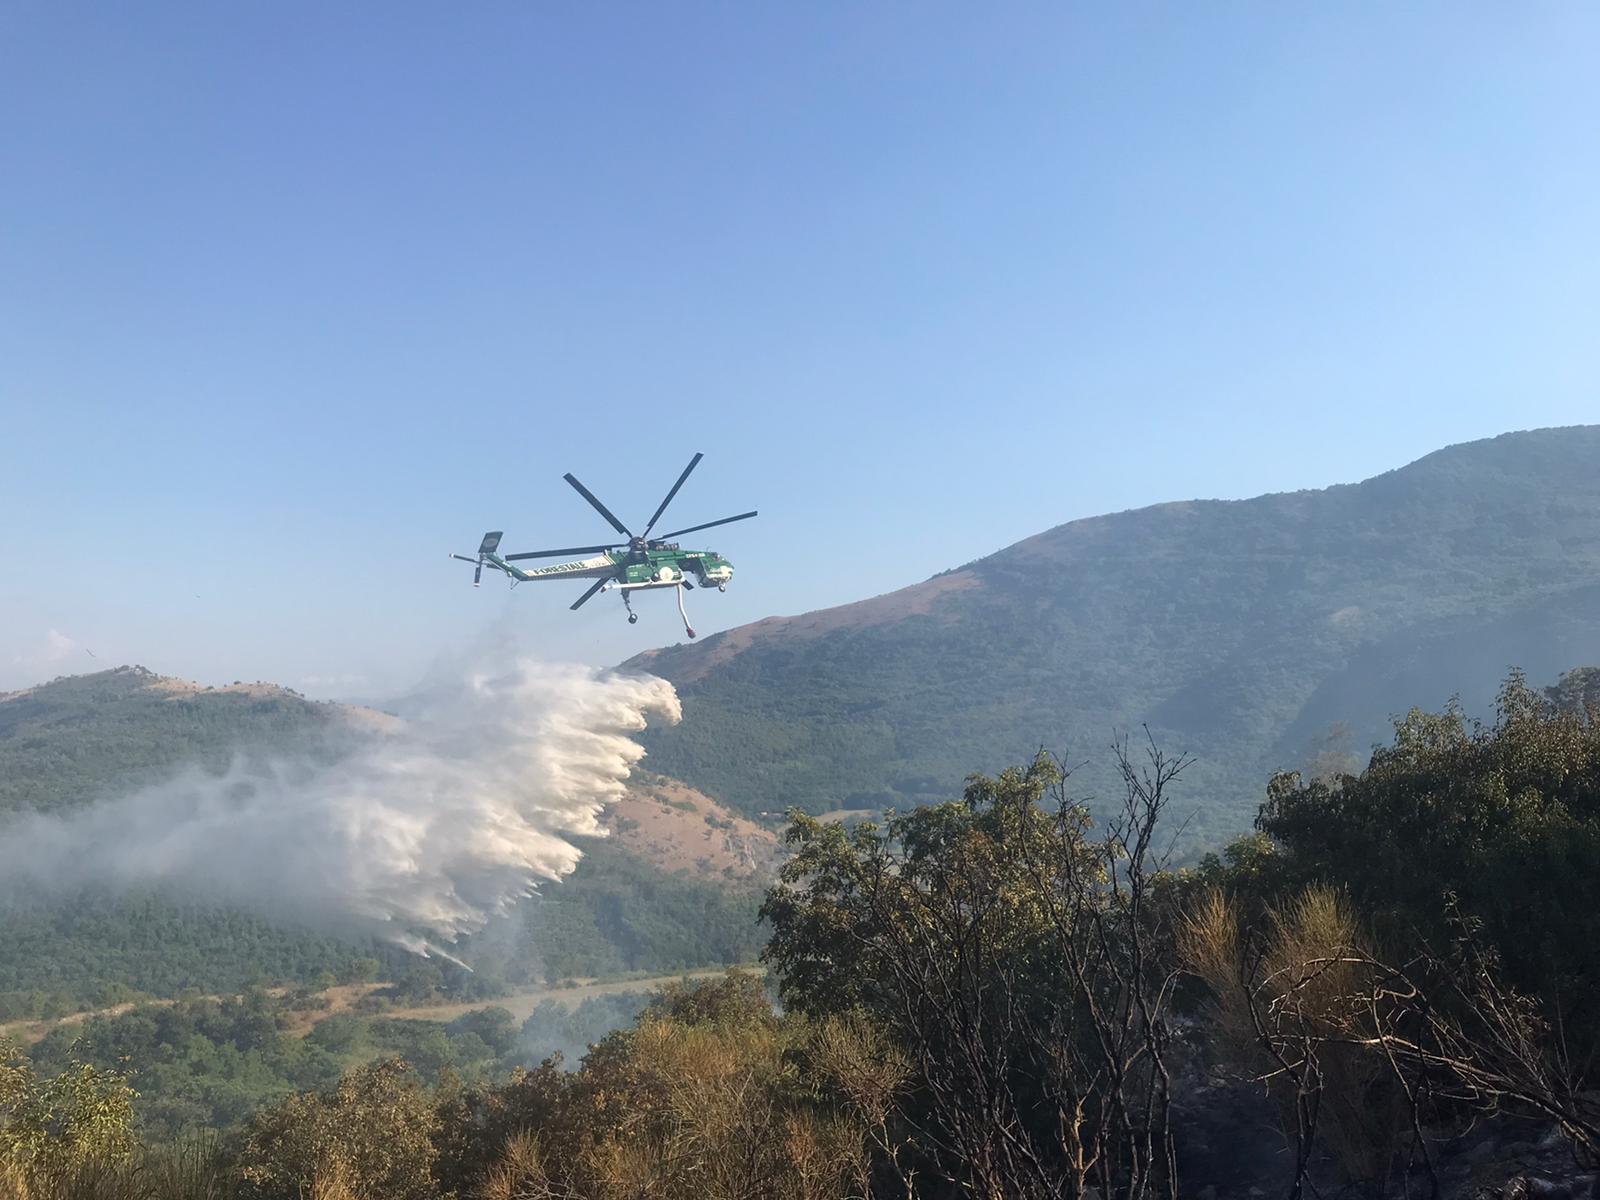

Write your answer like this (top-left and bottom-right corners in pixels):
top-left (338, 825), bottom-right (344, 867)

top-left (0, 661), bottom-right (680, 955)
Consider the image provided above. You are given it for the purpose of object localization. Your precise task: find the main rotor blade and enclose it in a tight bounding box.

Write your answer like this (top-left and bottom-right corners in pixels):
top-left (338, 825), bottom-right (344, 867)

top-left (503, 545), bottom-right (619, 561)
top-left (657, 510), bottom-right (758, 540)
top-left (570, 578), bottom-right (608, 610)
top-left (641, 452), bottom-right (703, 539)
top-left (564, 473), bottom-right (633, 540)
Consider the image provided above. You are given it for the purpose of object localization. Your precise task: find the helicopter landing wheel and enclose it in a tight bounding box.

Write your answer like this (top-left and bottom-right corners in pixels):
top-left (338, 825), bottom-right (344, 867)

top-left (718, 583), bottom-right (727, 593)
top-left (628, 613), bottom-right (638, 625)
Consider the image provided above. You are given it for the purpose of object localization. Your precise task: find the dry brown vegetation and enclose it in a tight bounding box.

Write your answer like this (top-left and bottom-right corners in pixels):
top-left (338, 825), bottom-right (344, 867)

top-left (603, 776), bottom-right (777, 878)
top-left (1180, 886), bottom-right (1409, 1189)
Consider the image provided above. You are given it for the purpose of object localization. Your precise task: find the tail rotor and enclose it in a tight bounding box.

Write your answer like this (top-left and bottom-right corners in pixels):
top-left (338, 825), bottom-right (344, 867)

top-left (450, 531), bottom-right (503, 587)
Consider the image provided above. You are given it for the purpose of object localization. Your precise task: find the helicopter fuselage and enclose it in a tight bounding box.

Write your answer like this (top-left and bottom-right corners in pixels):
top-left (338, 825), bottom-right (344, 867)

top-left (487, 545), bottom-right (734, 591)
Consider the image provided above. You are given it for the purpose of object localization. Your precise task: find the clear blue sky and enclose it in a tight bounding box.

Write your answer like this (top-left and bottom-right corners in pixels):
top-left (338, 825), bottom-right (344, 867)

top-left (3, 3), bottom-right (1597, 698)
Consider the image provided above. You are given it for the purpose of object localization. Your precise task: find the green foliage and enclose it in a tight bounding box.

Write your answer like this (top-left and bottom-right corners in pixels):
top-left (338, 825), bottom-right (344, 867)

top-left (641, 969), bottom-right (774, 1029)
top-left (1546, 665), bottom-right (1600, 715)
top-left (17, 979), bottom-right (761, 1152)
top-left (29, 990), bottom-right (555, 1143)
top-left (762, 753), bottom-right (1186, 1197)
top-left (3, 970), bottom-right (885, 1199)
top-left (494, 838), bottom-right (766, 985)
top-left (762, 757), bottom-right (1080, 1017)
top-left (1255, 667), bottom-right (1600, 1033)
top-left (234, 1060), bottom-right (438, 1200)
top-left (0, 1037), bottom-right (137, 1175)
top-left (0, 668), bottom-right (343, 818)
top-left (8, 710), bottom-right (1600, 1197)
top-left (29, 997), bottom-right (342, 1143)
top-left (635, 427), bottom-right (1600, 847)
top-left (0, 894), bottom-right (390, 1017)
top-left (0, 848), bottom-right (761, 1018)
top-left (444, 1008), bottom-right (519, 1060)
top-left (0, 670), bottom-right (404, 1010)
top-left (518, 991), bottom-right (651, 1066)
top-left (436, 970), bottom-right (883, 1200)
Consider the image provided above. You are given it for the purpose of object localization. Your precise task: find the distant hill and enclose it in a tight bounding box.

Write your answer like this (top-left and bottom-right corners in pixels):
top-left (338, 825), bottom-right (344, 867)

top-left (0, 667), bottom-right (763, 1011)
top-left (0, 665), bottom-right (389, 817)
top-left (628, 426), bottom-right (1600, 847)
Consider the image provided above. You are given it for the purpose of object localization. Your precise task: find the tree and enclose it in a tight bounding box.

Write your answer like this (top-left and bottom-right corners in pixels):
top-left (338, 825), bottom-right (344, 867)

top-left (443, 972), bottom-right (889, 1200)
top-left (0, 1037), bottom-right (137, 1177)
top-left (234, 1060), bottom-right (439, 1200)
top-left (762, 745), bottom-right (1187, 1200)
top-left (641, 969), bottom-right (773, 1029)
top-left (1545, 665), bottom-right (1600, 717)
top-left (1257, 670), bottom-right (1600, 1042)
top-left (447, 1007), bottom-right (520, 1060)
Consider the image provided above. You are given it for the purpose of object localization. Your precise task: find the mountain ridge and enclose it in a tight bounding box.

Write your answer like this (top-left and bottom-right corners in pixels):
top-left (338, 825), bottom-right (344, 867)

top-left (0, 664), bottom-right (390, 817)
top-left (631, 425), bottom-right (1600, 676)
top-left (625, 425), bottom-right (1600, 845)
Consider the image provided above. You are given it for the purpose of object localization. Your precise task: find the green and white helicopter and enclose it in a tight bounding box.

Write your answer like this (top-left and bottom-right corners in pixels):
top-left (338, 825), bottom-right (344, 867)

top-left (451, 453), bottom-right (755, 639)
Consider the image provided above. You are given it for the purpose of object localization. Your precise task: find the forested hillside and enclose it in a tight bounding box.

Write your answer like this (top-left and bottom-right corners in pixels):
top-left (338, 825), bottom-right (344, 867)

top-left (0, 667), bottom-right (360, 816)
top-left (0, 669), bottom-right (763, 1016)
top-left (8, 676), bottom-right (1600, 1198)
top-left (630, 426), bottom-right (1600, 845)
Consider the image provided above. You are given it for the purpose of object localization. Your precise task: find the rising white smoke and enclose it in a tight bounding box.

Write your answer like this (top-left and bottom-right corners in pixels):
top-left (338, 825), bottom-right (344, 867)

top-left (0, 661), bottom-right (680, 956)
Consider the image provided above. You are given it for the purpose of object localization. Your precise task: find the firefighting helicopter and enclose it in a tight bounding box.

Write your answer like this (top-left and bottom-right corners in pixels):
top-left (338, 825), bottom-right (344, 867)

top-left (450, 453), bottom-right (755, 639)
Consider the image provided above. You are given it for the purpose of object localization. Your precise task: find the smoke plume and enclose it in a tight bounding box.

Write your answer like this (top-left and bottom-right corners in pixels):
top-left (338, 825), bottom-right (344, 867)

top-left (0, 661), bottom-right (680, 955)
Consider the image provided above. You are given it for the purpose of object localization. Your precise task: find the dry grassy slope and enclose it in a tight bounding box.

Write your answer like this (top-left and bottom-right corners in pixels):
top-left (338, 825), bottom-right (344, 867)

top-left (602, 773), bottom-right (778, 879)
